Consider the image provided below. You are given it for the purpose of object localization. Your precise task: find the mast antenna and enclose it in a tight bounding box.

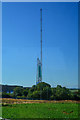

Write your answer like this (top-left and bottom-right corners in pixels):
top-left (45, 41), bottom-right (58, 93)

top-left (40, 8), bottom-right (42, 81)
top-left (40, 8), bottom-right (42, 65)
top-left (36, 8), bottom-right (42, 85)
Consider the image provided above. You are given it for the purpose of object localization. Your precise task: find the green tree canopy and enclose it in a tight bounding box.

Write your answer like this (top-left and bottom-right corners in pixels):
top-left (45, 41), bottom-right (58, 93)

top-left (23, 88), bottom-right (29, 97)
top-left (13, 87), bottom-right (23, 97)
top-left (36, 82), bottom-right (51, 91)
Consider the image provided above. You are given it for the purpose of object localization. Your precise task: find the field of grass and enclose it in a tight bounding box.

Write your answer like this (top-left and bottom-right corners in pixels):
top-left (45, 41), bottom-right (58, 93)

top-left (2, 99), bottom-right (79, 119)
top-left (70, 89), bottom-right (78, 93)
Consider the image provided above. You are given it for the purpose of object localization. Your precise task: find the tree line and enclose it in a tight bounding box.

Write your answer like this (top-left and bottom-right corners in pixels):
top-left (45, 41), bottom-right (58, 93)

top-left (2, 82), bottom-right (80, 100)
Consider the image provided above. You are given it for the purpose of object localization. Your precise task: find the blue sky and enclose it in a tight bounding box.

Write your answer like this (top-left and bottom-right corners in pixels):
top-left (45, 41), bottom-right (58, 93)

top-left (2, 2), bottom-right (78, 88)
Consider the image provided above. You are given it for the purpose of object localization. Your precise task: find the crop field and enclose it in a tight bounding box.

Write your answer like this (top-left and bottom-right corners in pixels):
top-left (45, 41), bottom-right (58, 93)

top-left (1, 98), bottom-right (80, 119)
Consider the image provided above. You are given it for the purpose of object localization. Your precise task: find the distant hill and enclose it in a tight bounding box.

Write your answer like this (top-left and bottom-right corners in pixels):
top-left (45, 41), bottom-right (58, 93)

top-left (0, 84), bottom-right (31, 93)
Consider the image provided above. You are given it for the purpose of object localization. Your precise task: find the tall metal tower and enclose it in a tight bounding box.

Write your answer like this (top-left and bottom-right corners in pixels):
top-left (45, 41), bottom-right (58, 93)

top-left (40, 8), bottom-right (42, 65)
top-left (36, 8), bottom-right (42, 85)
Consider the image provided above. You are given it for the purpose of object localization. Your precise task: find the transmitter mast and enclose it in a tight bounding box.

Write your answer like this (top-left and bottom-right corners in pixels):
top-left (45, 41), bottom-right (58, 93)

top-left (36, 8), bottom-right (42, 84)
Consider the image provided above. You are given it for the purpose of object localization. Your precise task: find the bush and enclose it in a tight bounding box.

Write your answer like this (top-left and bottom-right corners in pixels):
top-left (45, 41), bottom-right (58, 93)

top-left (2, 92), bottom-right (11, 98)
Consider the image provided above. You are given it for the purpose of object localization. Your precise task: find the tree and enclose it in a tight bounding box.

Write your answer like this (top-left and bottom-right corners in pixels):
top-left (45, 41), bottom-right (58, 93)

top-left (23, 88), bottom-right (29, 97)
top-left (36, 82), bottom-right (51, 91)
top-left (2, 92), bottom-right (11, 98)
top-left (27, 92), bottom-right (33, 99)
top-left (32, 85), bottom-right (37, 90)
top-left (57, 85), bottom-right (62, 88)
top-left (27, 82), bottom-right (51, 100)
top-left (73, 90), bottom-right (80, 100)
top-left (13, 87), bottom-right (23, 97)
top-left (50, 88), bottom-right (56, 100)
top-left (41, 87), bottom-right (51, 100)
top-left (32, 91), bottom-right (40, 99)
top-left (55, 85), bottom-right (74, 100)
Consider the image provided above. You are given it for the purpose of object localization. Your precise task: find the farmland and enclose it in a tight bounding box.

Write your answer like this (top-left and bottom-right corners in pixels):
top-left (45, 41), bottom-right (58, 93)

top-left (2, 98), bottom-right (80, 119)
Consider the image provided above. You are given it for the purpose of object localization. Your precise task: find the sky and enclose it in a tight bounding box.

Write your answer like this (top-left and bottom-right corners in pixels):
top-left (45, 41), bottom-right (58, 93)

top-left (2, 2), bottom-right (78, 88)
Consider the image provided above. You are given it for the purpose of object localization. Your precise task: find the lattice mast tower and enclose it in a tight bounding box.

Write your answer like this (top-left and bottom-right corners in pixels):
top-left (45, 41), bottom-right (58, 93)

top-left (41, 8), bottom-right (42, 66)
top-left (36, 8), bottom-right (42, 84)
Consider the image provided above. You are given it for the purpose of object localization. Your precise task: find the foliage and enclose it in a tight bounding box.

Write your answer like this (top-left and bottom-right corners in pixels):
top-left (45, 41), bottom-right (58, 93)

top-left (41, 86), bottom-right (51, 100)
top-left (2, 82), bottom-right (80, 100)
top-left (55, 86), bottom-right (71, 100)
top-left (23, 88), bottom-right (29, 97)
top-left (36, 82), bottom-right (51, 91)
top-left (27, 82), bottom-right (51, 100)
top-left (32, 91), bottom-right (40, 99)
top-left (2, 92), bottom-right (11, 98)
top-left (51, 88), bottom-right (56, 100)
top-left (13, 87), bottom-right (23, 97)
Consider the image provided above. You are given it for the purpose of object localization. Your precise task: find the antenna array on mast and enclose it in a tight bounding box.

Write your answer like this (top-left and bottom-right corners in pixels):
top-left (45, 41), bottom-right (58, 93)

top-left (40, 8), bottom-right (42, 65)
top-left (36, 8), bottom-right (42, 85)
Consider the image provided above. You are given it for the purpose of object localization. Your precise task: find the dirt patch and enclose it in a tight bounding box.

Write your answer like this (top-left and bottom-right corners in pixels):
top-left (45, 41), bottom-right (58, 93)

top-left (63, 111), bottom-right (73, 115)
top-left (1, 98), bottom-right (80, 104)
